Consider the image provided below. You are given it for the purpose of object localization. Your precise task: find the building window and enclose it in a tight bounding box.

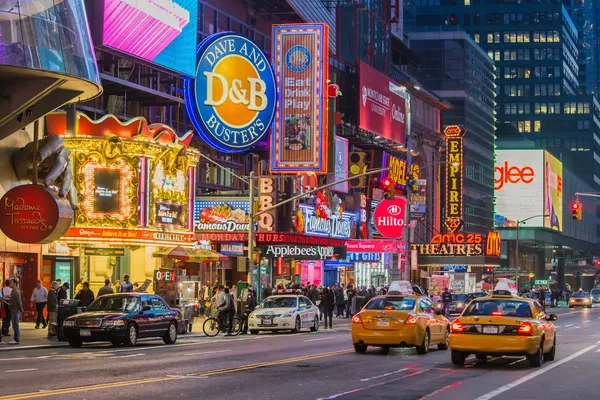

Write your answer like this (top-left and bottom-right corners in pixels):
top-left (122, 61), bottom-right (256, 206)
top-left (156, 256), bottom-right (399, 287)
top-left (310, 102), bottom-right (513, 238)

top-left (474, 32), bottom-right (480, 43)
top-left (564, 102), bottom-right (577, 114)
top-left (534, 120), bottom-right (541, 132)
top-left (465, 0), bottom-right (470, 4)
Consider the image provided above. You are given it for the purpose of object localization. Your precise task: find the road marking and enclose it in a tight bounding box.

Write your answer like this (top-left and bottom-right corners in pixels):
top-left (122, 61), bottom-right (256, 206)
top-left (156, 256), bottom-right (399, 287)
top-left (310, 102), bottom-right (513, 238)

top-left (6, 368), bottom-right (38, 373)
top-left (595, 349), bottom-right (600, 352)
top-left (575, 326), bottom-right (581, 329)
top-left (360, 368), bottom-right (409, 382)
top-left (108, 353), bottom-right (145, 359)
top-left (0, 349), bottom-right (353, 399)
top-left (318, 370), bottom-right (426, 399)
top-left (474, 345), bottom-right (597, 400)
top-left (565, 324), bottom-right (573, 327)
top-left (554, 326), bottom-right (561, 328)
top-left (304, 337), bottom-right (338, 343)
top-left (185, 350), bottom-right (231, 356)
top-left (418, 380), bottom-right (463, 400)
top-left (0, 357), bottom-right (28, 362)
top-left (585, 320), bottom-right (591, 323)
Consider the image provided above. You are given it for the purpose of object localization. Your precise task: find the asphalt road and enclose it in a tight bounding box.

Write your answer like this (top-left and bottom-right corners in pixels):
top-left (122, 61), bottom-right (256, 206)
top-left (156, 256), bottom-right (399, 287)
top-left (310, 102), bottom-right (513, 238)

top-left (1, 306), bottom-right (599, 400)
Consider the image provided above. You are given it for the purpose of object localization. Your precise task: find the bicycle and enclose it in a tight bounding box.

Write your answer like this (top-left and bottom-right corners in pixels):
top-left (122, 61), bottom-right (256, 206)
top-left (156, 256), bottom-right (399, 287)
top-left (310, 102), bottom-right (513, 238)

top-left (203, 314), bottom-right (242, 337)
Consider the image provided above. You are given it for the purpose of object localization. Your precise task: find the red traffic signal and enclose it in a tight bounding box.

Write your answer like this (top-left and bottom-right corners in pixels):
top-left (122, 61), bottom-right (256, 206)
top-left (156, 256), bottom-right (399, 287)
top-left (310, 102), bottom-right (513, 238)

top-left (382, 177), bottom-right (393, 190)
top-left (571, 200), bottom-right (582, 220)
top-left (382, 177), bottom-right (395, 200)
top-left (595, 259), bottom-right (600, 268)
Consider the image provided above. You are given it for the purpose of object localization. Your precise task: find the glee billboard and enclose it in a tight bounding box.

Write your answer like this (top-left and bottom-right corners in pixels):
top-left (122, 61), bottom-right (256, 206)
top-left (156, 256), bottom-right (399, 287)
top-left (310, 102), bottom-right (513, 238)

top-left (358, 62), bottom-right (407, 145)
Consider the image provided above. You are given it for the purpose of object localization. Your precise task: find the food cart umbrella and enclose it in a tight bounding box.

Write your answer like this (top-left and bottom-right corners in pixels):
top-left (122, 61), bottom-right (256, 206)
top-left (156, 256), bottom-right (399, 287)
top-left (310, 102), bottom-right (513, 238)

top-left (152, 246), bottom-right (227, 262)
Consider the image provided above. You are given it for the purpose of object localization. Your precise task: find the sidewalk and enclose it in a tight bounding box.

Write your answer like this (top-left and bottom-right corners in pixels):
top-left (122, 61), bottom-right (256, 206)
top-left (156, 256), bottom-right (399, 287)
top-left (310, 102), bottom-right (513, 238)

top-left (0, 317), bottom-right (352, 351)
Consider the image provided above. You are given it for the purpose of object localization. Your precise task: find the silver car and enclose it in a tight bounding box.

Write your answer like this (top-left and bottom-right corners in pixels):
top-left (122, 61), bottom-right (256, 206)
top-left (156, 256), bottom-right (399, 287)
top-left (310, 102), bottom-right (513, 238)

top-left (591, 289), bottom-right (600, 304)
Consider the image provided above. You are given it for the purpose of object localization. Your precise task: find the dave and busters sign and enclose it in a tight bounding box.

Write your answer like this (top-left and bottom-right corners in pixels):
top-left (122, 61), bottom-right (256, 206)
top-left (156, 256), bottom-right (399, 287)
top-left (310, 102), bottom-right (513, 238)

top-left (185, 32), bottom-right (276, 152)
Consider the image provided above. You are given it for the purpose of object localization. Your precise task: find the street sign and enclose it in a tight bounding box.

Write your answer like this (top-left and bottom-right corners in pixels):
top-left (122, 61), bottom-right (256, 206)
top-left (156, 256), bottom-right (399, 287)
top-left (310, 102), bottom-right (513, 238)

top-left (534, 279), bottom-right (549, 285)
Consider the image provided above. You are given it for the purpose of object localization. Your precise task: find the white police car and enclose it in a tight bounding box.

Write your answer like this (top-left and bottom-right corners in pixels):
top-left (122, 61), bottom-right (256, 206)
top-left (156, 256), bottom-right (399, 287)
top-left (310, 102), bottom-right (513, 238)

top-left (248, 290), bottom-right (320, 334)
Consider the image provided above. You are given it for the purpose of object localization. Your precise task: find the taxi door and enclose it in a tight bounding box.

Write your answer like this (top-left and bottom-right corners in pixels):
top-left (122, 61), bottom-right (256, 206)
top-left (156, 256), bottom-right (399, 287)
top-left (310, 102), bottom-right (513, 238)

top-left (534, 301), bottom-right (555, 349)
top-left (418, 298), bottom-right (442, 341)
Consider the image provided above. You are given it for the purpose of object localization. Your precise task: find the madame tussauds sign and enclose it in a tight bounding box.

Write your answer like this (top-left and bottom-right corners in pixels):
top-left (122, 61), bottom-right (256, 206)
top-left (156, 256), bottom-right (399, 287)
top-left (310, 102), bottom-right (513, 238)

top-left (0, 184), bottom-right (72, 244)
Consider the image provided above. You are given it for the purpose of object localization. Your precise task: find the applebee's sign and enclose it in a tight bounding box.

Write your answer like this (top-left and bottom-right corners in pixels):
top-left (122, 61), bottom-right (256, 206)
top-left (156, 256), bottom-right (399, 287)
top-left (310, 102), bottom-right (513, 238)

top-left (262, 245), bottom-right (335, 259)
top-left (373, 198), bottom-right (407, 238)
top-left (299, 205), bottom-right (354, 239)
top-left (0, 185), bottom-right (72, 244)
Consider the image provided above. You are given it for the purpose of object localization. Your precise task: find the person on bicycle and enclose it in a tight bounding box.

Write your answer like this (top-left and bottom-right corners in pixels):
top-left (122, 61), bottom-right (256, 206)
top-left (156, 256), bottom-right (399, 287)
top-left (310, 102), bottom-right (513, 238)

top-left (218, 288), bottom-right (235, 336)
top-left (441, 288), bottom-right (452, 317)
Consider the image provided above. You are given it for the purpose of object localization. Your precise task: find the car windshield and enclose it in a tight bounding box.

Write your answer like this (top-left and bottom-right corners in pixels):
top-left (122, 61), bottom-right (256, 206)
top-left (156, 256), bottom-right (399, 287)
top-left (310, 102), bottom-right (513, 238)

top-left (365, 298), bottom-right (416, 311)
top-left (470, 292), bottom-right (487, 298)
top-left (463, 300), bottom-right (532, 318)
top-left (573, 292), bottom-right (589, 298)
top-left (591, 290), bottom-right (600, 295)
top-left (261, 296), bottom-right (297, 308)
top-left (87, 296), bottom-right (140, 312)
top-left (453, 294), bottom-right (467, 302)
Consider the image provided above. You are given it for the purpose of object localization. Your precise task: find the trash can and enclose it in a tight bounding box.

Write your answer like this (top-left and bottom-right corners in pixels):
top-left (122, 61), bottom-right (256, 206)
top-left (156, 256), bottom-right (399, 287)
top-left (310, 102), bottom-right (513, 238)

top-left (57, 299), bottom-right (80, 341)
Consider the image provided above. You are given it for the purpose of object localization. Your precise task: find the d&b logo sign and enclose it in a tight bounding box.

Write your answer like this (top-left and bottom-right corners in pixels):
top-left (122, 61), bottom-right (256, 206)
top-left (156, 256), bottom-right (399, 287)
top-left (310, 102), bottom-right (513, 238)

top-left (185, 32), bottom-right (276, 152)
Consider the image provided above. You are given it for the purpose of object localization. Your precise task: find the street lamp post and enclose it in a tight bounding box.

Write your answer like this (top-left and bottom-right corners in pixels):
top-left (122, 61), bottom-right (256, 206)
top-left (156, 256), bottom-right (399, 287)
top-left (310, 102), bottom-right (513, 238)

top-left (515, 214), bottom-right (548, 292)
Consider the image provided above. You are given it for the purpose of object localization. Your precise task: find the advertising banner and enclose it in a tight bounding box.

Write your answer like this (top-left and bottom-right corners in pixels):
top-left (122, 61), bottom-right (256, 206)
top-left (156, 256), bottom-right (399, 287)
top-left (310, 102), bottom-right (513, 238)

top-left (194, 199), bottom-right (250, 232)
top-left (102, 0), bottom-right (198, 76)
top-left (331, 136), bottom-right (349, 192)
top-left (345, 240), bottom-right (406, 253)
top-left (543, 151), bottom-right (563, 232)
top-left (410, 179), bottom-right (427, 220)
top-left (295, 205), bottom-right (355, 239)
top-left (495, 150), bottom-right (544, 228)
top-left (358, 62), bottom-right (407, 145)
top-left (444, 125), bottom-right (465, 233)
top-left (373, 198), bottom-right (407, 238)
top-left (271, 23), bottom-right (329, 172)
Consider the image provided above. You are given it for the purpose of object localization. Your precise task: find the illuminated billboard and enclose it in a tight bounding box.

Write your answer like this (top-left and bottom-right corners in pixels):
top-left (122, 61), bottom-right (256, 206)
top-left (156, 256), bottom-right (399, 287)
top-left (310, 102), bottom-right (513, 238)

top-left (544, 151), bottom-right (562, 232)
top-left (271, 23), bottom-right (329, 172)
top-left (495, 150), bottom-right (544, 228)
top-left (101, 0), bottom-right (198, 76)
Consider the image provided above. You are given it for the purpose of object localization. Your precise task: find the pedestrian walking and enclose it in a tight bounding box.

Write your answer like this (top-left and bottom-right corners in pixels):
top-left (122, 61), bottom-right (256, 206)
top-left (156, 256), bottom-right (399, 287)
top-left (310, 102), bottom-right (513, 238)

top-left (335, 286), bottom-right (345, 317)
top-left (31, 280), bottom-right (48, 329)
top-left (346, 285), bottom-right (356, 317)
top-left (441, 288), bottom-right (452, 318)
top-left (321, 287), bottom-right (334, 329)
top-left (241, 288), bottom-right (257, 334)
top-left (6, 279), bottom-right (23, 344)
top-left (57, 282), bottom-right (69, 302)
top-left (98, 279), bottom-right (115, 297)
top-left (75, 282), bottom-right (95, 307)
top-left (47, 281), bottom-right (59, 338)
top-left (1, 280), bottom-right (12, 337)
top-left (120, 275), bottom-right (134, 293)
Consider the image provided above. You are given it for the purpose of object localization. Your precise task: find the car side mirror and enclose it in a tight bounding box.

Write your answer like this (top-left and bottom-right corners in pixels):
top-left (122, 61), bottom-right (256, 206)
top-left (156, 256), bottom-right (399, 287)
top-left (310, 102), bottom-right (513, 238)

top-left (546, 314), bottom-right (558, 321)
top-left (434, 309), bottom-right (443, 316)
top-left (142, 305), bottom-right (152, 312)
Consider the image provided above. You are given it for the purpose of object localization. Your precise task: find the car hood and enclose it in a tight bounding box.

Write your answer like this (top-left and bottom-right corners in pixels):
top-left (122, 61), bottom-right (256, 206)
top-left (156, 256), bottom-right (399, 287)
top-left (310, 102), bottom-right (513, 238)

top-left (251, 308), bottom-right (300, 315)
top-left (67, 311), bottom-right (127, 320)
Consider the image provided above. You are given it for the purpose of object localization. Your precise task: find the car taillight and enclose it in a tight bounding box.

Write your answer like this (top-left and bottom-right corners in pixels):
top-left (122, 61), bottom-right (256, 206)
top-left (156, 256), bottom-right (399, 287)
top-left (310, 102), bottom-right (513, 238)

top-left (352, 315), bottom-right (362, 324)
top-left (406, 315), bottom-right (418, 325)
top-left (451, 319), bottom-right (464, 333)
top-left (517, 322), bottom-right (533, 336)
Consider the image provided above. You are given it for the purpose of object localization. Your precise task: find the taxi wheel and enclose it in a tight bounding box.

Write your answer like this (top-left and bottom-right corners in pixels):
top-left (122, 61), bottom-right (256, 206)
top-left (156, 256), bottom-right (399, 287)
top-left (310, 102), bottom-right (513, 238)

top-left (291, 317), bottom-right (301, 333)
top-left (451, 350), bottom-right (466, 366)
top-left (354, 343), bottom-right (368, 354)
top-left (527, 341), bottom-right (544, 368)
top-left (438, 329), bottom-right (450, 350)
top-left (543, 338), bottom-right (556, 361)
top-left (310, 316), bottom-right (319, 332)
top-left (416, 329), bottom-right (430, 355)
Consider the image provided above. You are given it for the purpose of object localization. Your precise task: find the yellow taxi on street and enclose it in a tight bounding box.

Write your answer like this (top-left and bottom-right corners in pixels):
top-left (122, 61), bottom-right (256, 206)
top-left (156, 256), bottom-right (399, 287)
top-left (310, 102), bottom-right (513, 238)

top-left (351, 294), bottom-right (450, 355)
top-left (449, 292), bottom-right (558, 368)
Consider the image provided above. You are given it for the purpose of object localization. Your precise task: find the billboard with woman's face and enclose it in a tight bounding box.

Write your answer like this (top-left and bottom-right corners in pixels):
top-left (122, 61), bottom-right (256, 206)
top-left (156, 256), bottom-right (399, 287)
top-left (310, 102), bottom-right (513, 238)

top-left (544, 151), bottom-right (563, 232)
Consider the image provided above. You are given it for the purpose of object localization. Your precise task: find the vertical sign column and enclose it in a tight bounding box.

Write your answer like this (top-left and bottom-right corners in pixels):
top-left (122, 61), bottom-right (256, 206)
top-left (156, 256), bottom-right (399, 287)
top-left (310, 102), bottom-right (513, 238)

top-left (444, 125), bottom-right (465, 234)
top-left (258, 176), bottom-right (278, 232)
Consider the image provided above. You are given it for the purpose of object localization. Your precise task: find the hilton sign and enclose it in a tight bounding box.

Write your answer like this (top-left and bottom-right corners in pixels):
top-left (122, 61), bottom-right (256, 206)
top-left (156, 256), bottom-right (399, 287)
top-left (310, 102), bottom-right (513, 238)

top-left (373, 197), bottom-right (407, 239)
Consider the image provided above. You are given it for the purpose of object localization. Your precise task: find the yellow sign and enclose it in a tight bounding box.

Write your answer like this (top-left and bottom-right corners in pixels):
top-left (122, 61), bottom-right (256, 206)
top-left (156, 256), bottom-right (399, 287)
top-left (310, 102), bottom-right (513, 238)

top-left (444, 125), bottom-right (465, 233)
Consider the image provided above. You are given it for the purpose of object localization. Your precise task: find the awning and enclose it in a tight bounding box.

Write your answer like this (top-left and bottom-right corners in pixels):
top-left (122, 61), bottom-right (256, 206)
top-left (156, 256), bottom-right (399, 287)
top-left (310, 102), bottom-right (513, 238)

top-left (152, 246), bottom-right (226, 262)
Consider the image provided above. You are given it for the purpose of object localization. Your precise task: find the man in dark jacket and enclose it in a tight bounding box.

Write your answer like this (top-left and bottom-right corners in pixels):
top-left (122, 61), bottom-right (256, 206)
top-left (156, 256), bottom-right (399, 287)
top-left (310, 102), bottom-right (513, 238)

top-left (335, 286), bottom-right (345, 317)
top-left (441, 288), bottom-right (452, 317)
top-left (75, 282), bottom-right (95, 307)
top-left (346, 285), bottom-right (356, 318)
top-left (98, 279), bottom-right (115, 297)
top-left (47, 281), bottom-right (59, 338)
top-left (241, 289), bottom-right (257, 334)
top-left (321, 288), bottom-right (334, 329)
top-left (57, 282), bottom-right (69, 301)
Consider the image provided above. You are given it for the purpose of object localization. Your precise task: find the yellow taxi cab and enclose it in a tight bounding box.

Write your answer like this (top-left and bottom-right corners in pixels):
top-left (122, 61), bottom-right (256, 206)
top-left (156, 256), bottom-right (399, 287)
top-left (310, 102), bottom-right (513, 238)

top-left (351, 294), bottom-right (450, 355)
top-left (449, 291), bottom-right (558, 368)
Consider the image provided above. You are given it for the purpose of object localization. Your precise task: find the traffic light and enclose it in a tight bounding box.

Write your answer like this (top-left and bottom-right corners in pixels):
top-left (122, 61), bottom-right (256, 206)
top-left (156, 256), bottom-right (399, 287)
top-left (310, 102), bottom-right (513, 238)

top-left (595, 259), bottom-right (600, 268)
top-left (382, 176), bottom-right (395, 199)
top-left (348, 152), bottom-right (367, 189)
top-left (571, 200), bottom-right (582, 220)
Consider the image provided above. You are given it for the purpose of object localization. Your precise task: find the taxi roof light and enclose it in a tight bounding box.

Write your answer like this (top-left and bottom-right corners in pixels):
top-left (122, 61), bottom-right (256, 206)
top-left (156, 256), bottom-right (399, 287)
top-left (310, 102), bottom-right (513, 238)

top-left (517, 321), bottom-right (533, 336)
top-left (352, 315), bottom-right (362, 324)
top-left (451, 319), bottom-right (464, 333)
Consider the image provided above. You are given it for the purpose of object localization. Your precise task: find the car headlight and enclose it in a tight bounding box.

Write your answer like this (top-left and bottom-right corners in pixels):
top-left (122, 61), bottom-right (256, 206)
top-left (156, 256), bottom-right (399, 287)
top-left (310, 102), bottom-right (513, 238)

top-left (457, 302), bottom-right (464, 308)
top-left (280, 312), bottom-right (294, 318)
top-left (584, 299), bottom-right (590, 303)
top-left (101, 320), bottom-right (125, 327)
top-left (63, 320), bottom-right (74, 327)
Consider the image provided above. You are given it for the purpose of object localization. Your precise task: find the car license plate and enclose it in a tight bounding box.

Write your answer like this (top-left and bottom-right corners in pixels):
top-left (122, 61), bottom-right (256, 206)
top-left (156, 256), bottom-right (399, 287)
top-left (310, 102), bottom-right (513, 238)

top-left (376, 320), bottom-right (390, 327)
top-left (261, 319), bottom-right (273, 326)
top-left (80, 329), bottom-right (91, 337)
top-left (483, 326), bottom-right (498, 334)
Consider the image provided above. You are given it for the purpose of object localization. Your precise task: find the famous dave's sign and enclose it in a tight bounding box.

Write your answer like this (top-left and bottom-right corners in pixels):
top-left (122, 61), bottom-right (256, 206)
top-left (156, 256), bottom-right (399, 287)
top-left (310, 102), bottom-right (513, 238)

top-left (444, 125), bottom-right (465, 234)
top-left (359, 62), bottom-right (407, 145)
top-left (194, 199), bottom-right (250, 232)
top-left (373, 198), bottom-right (407, 239)
top-left (270, 23), bottom-right (329, 173)
top-left (295, 205), bottom-right (354, 239)
top-left (0, 185), bottom-right (72, 244)
top-left (184, 32), bottom-right (276, 152)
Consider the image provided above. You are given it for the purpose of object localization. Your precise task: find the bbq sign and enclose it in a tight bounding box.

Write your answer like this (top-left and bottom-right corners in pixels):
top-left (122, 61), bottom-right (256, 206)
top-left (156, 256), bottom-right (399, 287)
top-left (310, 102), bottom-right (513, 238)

top-left (185, 32), bottom-right (276, 152)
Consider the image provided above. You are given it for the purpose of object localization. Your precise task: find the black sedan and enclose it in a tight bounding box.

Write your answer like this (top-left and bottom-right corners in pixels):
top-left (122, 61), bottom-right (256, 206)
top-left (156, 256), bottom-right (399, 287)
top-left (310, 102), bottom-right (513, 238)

top-left (62, 293), bottom-right (179, 348)
top-left (449, 294), bottom-right (471, 314)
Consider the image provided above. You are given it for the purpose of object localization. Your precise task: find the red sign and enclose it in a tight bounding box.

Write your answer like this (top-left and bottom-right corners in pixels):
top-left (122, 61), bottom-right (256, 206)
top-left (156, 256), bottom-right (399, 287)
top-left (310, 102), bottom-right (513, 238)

top-left (0, 185), bottom-right (72, 244)
top-left (196, 232), bottom-right (248, 242)
top-left (254, 232), bottom-right (345, 247)
top-left (63, 227), bottom-right (196, 245)
top-left (373, 198), bottom-right (407, 239)
top-left (358, 62), bottom-right (406, 145)
top-left (346, 240), bottom-right (406, 253)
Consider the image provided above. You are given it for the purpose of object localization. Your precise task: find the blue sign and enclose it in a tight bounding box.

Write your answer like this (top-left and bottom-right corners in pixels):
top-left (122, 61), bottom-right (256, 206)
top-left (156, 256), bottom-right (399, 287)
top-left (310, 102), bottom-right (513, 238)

top-left (347, 253), bottom-right (381, 262)
top-left (300, 205), bottom-right (355, 239)
top-left (184, 32), bottom-right (276, 152)
top-left (220, 243), bottom-right (245, 256)
top-left (285, 45), bottom-right (311, 72)
top-left (442, 265), bottom-right (468, 272)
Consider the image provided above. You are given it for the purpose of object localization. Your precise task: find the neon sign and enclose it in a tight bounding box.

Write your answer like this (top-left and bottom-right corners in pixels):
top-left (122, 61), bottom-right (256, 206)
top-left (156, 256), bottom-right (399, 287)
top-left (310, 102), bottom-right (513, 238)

top-left (444, 125), bottom-right (465, 233)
